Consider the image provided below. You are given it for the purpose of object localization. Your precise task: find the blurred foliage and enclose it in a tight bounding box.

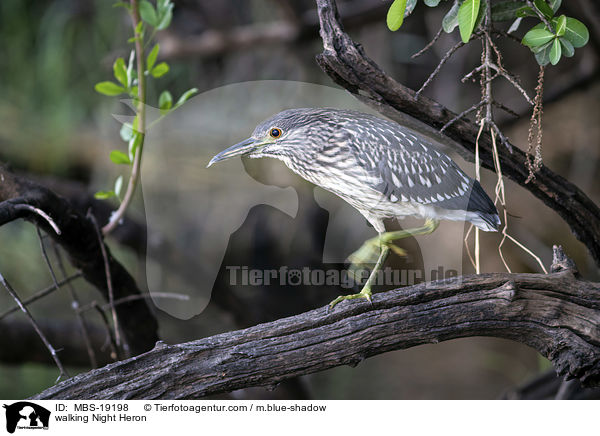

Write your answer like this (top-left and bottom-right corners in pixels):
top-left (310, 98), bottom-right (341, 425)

top-left (386, 0), bottom-right (589, 65)
top-left (0, 0), bottom-right (126, 172)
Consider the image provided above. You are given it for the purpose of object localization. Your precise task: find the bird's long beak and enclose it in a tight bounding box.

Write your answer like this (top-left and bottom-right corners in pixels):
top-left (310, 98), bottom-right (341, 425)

top-left (207, 137), bottom-right (259, 167)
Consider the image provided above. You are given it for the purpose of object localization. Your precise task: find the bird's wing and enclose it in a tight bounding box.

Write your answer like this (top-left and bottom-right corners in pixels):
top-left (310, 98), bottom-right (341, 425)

top-left (351, 129), bottom-right (474, 211)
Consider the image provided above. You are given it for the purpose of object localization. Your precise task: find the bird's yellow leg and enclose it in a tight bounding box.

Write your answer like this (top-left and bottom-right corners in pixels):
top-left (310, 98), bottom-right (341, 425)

top-left (379, 218), bottom-right (440, 244)
top-left (333, 219), bottom-right (440, 309)
top-left (347, 218), bottom-right (439, 269)
top-left (329, 243), bottom-right (390, 309)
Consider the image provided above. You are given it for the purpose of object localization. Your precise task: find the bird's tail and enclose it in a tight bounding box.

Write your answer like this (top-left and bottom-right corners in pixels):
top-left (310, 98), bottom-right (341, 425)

top-left (467, 181), bottom-right (501, 232)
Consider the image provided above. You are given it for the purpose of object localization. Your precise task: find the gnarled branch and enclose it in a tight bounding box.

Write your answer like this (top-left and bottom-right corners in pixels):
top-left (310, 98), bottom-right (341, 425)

top-left (314, 0), bottom-right (600, 267)
top-left (32, 249), bottom-right (600, 399)
top-left (0, 164), bottom-right (158, 357)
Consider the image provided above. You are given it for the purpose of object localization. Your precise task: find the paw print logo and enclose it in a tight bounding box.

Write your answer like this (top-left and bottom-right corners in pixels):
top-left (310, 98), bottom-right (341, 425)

top-left (287, 269), bottom-right (302, 286)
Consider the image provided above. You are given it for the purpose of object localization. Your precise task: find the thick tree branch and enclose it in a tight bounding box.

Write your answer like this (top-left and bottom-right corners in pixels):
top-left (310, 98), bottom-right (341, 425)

top-left (33, 251), bottom-right (600, 399)
top-left (314, 0), bottom-right (600, 267)
top-left (0, 164), bottom-right (158, 357)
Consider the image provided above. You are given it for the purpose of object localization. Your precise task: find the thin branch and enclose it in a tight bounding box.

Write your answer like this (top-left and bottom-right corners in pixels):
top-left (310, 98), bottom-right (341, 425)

top-left (78, 292), bottom-right (189, 313)
top-left (0, 271), bottom-right (69, 381)
top-left (0, 272), bottom-right (83, 320)
top-left (415, 38), bottom-right (470, 98)
top-left (440, 100), bottom-right (486, 132)
top-left (12, 204), bottom-right (61, 235)
top-left (102, 0), bottom-right (147, 235)
top-left (412, 26), bottom-right (443, 59)
top-left (36, 227), bottom-right (60, 288)
top-left (91, 302), bottom-right (120, 361)
top-left (52, 243), bottom-right (98, 369)
top-left (89, 212), bottom-right (121, 348)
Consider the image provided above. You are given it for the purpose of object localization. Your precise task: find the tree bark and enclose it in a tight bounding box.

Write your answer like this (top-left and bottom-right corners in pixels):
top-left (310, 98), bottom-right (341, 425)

top-left (314, 0), bottom-right (600, 267)
top-left (32, 247), bottom-right (600, 399)
top-left (0, 164), bottom-right (158, 357)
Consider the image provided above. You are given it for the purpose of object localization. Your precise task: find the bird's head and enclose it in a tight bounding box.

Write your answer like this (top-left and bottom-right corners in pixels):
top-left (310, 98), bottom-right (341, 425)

top-left (207, 108), bottom-right (329, 167)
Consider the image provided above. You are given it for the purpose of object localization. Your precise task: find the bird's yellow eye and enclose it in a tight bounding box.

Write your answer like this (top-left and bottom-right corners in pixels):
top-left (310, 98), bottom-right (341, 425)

top-left (270, 128), bottom-right (282, 138)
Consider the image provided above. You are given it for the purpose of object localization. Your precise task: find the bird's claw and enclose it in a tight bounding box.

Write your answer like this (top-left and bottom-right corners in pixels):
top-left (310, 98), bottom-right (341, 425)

top-left (328, 287), bottom-right (373, 310)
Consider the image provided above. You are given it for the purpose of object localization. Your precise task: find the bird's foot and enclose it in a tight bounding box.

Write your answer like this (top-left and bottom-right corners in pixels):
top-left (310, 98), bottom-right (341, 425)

top-left (328, 286), bottom-right (372, 310)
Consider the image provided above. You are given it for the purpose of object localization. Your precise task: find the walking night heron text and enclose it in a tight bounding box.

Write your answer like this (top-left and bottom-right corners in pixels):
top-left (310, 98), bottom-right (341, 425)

top-left (208, 108), bottom-right (500, 308)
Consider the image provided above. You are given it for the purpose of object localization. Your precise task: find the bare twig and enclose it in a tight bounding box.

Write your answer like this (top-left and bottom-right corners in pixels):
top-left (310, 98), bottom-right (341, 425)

top-left (53, 243), bottom-right (98, 368)
top-left (412, 26), bottom-right (443, 59)
top-left (12, 204), bottom-right (61, 235)
top-left (0, 272), bottom-right (83, 320)
top-left (526, 66), bottom-right (545, 183)
top-left (36, 227), bottom-right (60, 288)
top-left (0, 270), bottom-right (69, 381)
top-left (78, 292), bottom-right (189, 313)
top-left (88, 212), bottom-right (121, 348)
top-left (440, 100), bottom-right (486, 132)
top-left (91, 302), bottom-right (120, 361)
top-left (415, 37), bottom-right (471, 98)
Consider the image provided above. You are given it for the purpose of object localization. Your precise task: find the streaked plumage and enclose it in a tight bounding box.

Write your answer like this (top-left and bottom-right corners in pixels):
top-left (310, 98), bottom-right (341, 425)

top-left (211, 108), bottom-right (500, 233)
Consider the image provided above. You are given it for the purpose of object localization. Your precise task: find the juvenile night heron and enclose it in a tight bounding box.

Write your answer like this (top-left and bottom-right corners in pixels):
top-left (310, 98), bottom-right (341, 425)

top-left (208, 108), bottom-right (500, 308)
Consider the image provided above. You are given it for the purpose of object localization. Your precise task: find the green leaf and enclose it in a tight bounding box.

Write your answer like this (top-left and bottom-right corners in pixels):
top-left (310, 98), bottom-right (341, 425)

top-left (114, 175), bottom-right (124, 198)
top-left (94, 190), bottom-right (116, 200)
top-left (442, 0), bottom-right (461, 33)
top-left (128, 131), bottom-right (142, 161)
top-left (113, 2), bottom-right (131, 10)
top-left (174, 88), bottom-right (198, 108)
top-left (386, 0), bottom-right (408, 31)
top-left (139, 0), bottom-right (158, 27)
top-left (95, 81), bottom-right (125, 96)
top-left (110, 150), bottom-right (131, 165)
top-left (135, 21), bottom-right (144, 35)
top-left (559, 37), bottom-right (574, 57)
top-left (534, 41), bottom-right (552, 65)
top-left (549, 37), bottom-right (561, 65)
top-left (531, 40), bottom-right (551, 53)
top-left (156, 1), bottom-right (174, 30)
top-left (491, 1), bottom-right (525, 22)
top-left (516, 6), bottom-right (536, 18)
top-left (533, 0), bottom-right (554, 19)
top-left (151, 62), bottom-right (169, 78)
top-left (126, 50), bottom-right (135, 88)
top-left (406, 0), bottom-right (417, 15)
top-left (473, 0), bottom-right (487, 34)
top-left (120, 123), bottom-right (133, 142)
top-left (555, 15), bottom-right (566, 36)
top-left (522, 28), bottom-right (554, 47)
top-left (159, 90), bottom-right (173, 114)
top-left (548, 0), bottom-right (561, 13)
top-left (563, 17), bottom-right (589, 48)
top-left (458, 0), bottom-right (481, 43)
top-left (147, 44), bottom-right (159, 72)
top-left (113, 58), bottom-right (127, 86)
top-left (424, 0), bottom-right (441, 6)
